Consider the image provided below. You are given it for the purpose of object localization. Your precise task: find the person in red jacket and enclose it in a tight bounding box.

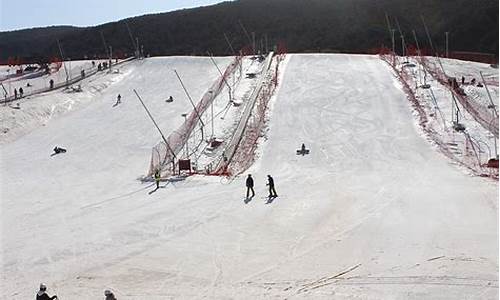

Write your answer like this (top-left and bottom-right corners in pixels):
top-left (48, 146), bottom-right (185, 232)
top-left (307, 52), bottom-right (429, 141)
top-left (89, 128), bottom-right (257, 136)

top-left (36, 283), bottom-right (58, 300)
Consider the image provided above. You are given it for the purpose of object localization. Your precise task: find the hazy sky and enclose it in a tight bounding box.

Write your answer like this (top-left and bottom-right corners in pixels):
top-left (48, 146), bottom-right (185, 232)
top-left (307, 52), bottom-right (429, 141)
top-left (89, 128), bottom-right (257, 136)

top-left (0, 0), bottom-right (226, 32)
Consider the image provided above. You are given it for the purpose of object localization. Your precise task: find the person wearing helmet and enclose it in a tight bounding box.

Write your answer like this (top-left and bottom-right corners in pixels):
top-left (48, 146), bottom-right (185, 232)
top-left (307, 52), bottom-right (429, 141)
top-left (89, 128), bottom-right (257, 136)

top-left (36, 283), bottom-right (58, 300)
top-left (104, 289), bottom-right (117, 300)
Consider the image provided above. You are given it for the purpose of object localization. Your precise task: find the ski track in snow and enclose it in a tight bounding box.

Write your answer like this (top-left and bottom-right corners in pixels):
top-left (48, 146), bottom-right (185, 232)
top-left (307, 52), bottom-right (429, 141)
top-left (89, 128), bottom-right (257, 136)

top-left (1, 54), bottom-right (497, 299)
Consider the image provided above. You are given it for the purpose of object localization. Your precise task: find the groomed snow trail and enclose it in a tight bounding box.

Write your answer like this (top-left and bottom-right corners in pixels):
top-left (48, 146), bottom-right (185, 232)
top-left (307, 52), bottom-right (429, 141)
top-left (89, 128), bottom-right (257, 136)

top-left (1, 54), bottom-right (497, 299)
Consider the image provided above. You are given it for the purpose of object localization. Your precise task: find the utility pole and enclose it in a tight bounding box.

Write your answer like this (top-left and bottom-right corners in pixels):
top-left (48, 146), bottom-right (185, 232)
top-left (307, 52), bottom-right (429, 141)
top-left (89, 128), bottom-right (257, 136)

top-left (174, 70), bottom-right (205, 147)
top-left (57, 39), bottom-right (69, 85)
top-left (421, 15), bottom-right (435, 55)
top-left (445, 31), bottom-right (449, 58)
top-left (125, 21), bottom-right (138, 57)
top-left (100, 31), bottom-right (108, 59)
top-left (208, 52), bottom-right (232, 101)
top-left (238, 20), bottom-right (253, 53)
top-left (108, 46), bottom-right (113, 71)
top-left (252, 32), bottom-right (256, 55)
top-left (391, 29), bottom-right (396, 55)
top-left (223, 33), bottom-right (236, 55)
top-left (181, 113), bottom-right (189, 157)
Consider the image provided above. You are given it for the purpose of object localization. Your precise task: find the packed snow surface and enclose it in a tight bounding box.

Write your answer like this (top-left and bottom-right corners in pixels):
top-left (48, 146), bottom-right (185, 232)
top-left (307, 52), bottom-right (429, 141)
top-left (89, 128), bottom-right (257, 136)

top-left (1, 54), bottom-right (498, 299)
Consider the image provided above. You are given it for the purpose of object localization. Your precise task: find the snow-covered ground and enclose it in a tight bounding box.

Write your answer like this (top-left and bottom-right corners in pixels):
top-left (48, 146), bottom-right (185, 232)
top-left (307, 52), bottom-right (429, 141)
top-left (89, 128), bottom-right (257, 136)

top-left (1, 54), bottom-right (497, 299)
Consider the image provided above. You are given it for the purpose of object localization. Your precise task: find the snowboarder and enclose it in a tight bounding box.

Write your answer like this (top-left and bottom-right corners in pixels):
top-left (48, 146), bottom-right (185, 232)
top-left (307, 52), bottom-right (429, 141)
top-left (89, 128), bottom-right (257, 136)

top-left (154, 169), bottom-right (161, 189)
top-left (14, 88), bottom-right (17, 99)
top-left (246, 174), bottom-right (255, 198)
top-left (53, 146), bottom-right (66, 154)
top-left (104, 289), bottom-right (117, 300)
top-left (301, 143), bottom-right (306, 153)
top-left (116, 94), bottom-right (122, 105)
top-left (266, 175), bottom-right (278, 198)
top-left (19, 87), bottom-right (24, 98)
top-left (166, 96), bottom-right (173, 103)
top-left (36, 283), bottom-right (58, 300)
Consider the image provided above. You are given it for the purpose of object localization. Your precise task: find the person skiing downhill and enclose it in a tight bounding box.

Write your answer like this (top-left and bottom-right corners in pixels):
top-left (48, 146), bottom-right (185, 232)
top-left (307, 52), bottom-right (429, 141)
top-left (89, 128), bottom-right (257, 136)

top-left (266, 175), bottom-right (278, 198)
top-left (246, 174), bottom-right (255, 198)
top-left (36, 283), bottom-right (58, 300)
top-left (104, 289), bottom-right (117, 300)
top-left (116, 94), bottom-right (121, 105)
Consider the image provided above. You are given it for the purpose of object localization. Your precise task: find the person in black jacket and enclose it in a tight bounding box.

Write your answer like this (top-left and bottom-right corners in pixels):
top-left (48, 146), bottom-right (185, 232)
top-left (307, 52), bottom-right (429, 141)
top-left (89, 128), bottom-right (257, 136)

top-left (104, 289), bottom-right (117, 300)
top-left (36, 283), bottom-right (57, 300)
top-left (246, 174), bottom-right (255, 198)
top-left (266, 175), bottom-right (278, 198)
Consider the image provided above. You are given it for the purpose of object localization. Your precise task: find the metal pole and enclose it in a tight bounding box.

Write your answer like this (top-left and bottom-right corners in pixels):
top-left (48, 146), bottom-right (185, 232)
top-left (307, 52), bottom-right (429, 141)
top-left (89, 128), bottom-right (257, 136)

top-left (109, 46), bottom-right (112, 71)
top-left (391, 29), bottom-right (396, 55)
top-left (445, 32), bottom-right (449, 58)
top-left (125, 22), bottom-right (138, 56)
top-left (100, 31), bottom-right (108, 59)
top-left (252, 32), bottom-right (256, 55)
top-left (412, 30), bottom-right (422, 84)
top-left (208, 53), bottom-right (232, 101)
top-left (133, 89), bottom-right (176, 160)
top-left (57, 40), bottom-right (69, 85)
top-left (182, 113), bottom-right (189, 157)
top-left (174, 70), bottom-right (205, 128)
top-left (211, 94), bottom-right (214, 138)
top-left (421, 15), bottom-right (435, 55)
top-left (479, 71), bottom-right (498, 117)
top-left (223, 33), bottom-right (236, 55)
top-left (238, 20), bottom-right (253, 51)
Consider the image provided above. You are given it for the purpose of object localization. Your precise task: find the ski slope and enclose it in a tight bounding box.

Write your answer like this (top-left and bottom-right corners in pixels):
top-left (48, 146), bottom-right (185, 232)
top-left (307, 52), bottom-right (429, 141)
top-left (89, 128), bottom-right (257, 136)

top-left (1, 54), bottom-right (498, 299)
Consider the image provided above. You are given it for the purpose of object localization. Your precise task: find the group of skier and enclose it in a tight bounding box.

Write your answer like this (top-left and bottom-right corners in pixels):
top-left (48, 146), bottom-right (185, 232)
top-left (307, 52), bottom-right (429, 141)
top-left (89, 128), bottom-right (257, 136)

top-left (246, 174), bottom-right (278, 199)
top-left (13, 87), bottom-right (24, 99)
top-left (36, 283), bottom-right (117, 299)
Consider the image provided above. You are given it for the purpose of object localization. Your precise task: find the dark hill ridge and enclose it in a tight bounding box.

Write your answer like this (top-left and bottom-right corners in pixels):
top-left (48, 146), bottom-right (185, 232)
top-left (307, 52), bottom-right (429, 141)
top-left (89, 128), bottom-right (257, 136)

top-left (0, 0), bottom-right (497, 63)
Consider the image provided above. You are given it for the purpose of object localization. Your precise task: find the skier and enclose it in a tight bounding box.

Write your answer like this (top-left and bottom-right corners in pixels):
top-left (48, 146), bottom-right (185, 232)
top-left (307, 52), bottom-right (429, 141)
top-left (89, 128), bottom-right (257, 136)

top-left (36, 283), bottom-right (58, 300)
top-left (246, 174), bottom-right (255, 199)
top-left (19, 87), bottom-right (24, 98)
top-left (154, 169), bottom-right (161, 189)
top-left (116, 94), bottom-right (122, 105)
top-left (104, 289), bottom-right (117, 300)
top-left (14, 88), bottom-right (17, 99)
top-left (49, 79), bottom-right (54, 89)
top-left (461, 76), bottom-right (465, 84)
top-left (166, 95), bottom-right (173, 103)
top-left (266, 175), bottom-right (278, 198)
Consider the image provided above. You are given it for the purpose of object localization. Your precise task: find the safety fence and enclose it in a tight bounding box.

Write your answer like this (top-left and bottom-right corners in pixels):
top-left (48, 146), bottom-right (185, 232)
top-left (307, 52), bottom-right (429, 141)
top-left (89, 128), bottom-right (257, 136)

top-left (418, 56), bottom-right (498, 138)
top-left (147, 54), bottom-right (243, 177)
top-left (1, 57), bottom-right (135, 105)
top-left (380, 53), bottom-right (497, 178)
top-left (211, 52), bottom-right (275, 175)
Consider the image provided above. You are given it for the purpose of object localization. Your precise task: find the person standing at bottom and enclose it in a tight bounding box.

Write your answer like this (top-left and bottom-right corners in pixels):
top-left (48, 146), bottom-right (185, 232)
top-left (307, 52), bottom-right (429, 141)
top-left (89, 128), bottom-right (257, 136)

top-left (154, 169), bottom-right (161, 189)
top-left (267, 175), bottom-right (278, 197)
top-left (36, 283), bottom-right (58, 300)
top-left (246, 174), bottom-right (255, 198)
